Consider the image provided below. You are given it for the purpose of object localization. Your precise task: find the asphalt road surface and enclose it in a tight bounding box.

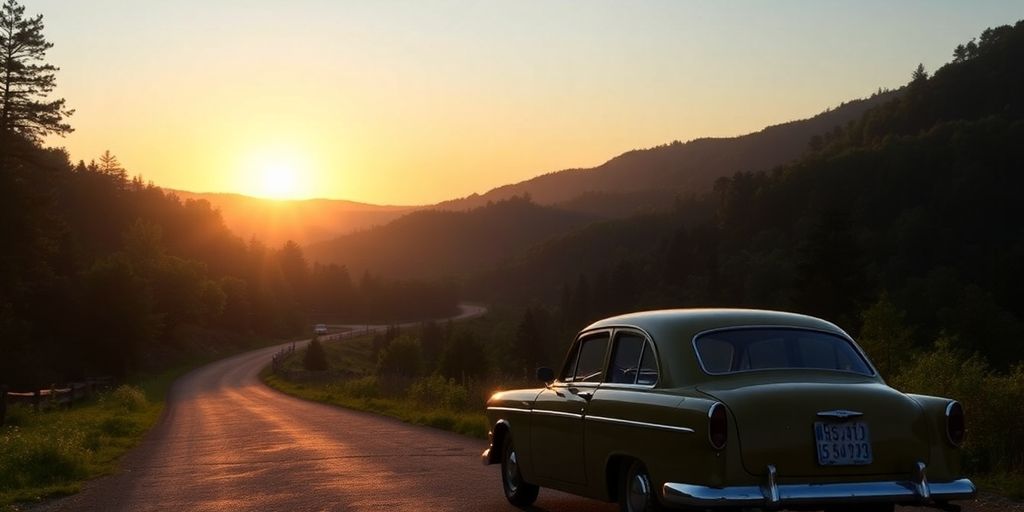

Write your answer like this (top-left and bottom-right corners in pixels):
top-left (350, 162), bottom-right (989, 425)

top-left (37, 305), bottom-right (1000, 512)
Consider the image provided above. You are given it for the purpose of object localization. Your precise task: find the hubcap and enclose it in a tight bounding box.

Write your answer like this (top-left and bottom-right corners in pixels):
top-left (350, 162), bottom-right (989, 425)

top-left (627, 471), bottom-right (651, 511)
top-left (505, 449), bottom-right (520, 494)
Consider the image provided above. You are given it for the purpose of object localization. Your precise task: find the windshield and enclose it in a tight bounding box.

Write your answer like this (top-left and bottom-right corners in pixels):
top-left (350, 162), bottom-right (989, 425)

top-left (693, 327), bottom-right (874, 376)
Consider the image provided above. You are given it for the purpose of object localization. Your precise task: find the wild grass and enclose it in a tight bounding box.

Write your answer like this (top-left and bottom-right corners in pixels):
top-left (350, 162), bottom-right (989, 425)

top-left (262, 334), bottom-right (498, 439)
top-left (0, 385), bottom-right (158, 510)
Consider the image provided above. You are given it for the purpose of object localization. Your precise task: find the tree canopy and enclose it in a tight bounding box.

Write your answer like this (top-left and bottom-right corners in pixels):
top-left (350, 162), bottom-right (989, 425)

top-left (0, 0), bottom-right (72, 141)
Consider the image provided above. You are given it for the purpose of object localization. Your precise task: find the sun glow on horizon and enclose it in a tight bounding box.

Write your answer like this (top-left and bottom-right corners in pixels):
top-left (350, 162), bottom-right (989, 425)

top-left (239, 145), bottom-right (320, 200)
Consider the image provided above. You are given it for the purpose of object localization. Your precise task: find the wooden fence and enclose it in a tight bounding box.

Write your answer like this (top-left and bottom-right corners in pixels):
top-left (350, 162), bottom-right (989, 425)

top-left (1, 377), bottom-right (115, 425)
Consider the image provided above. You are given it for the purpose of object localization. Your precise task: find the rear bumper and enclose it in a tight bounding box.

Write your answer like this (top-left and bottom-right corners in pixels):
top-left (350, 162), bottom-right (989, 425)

top-left (662, 463), bottom-right (975, 509)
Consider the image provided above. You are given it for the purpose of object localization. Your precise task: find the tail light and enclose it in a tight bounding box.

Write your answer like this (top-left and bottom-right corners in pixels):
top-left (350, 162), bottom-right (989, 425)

top-left (708, 402), bottom-right (727, 450)
top-left (946, 401), bottom-right (965, 446)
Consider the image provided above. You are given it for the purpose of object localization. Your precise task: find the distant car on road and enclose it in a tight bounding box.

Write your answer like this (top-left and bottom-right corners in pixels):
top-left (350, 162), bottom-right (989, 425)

top-left (482, 308), bottom-right (975, 512)
top-left (313, 324), bottom-right (328, 335)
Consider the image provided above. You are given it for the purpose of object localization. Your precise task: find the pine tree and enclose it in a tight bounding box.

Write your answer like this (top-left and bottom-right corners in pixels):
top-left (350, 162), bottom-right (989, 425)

top-left (303, 337), bottom-right (329, 371)
top-left (0, 0), bottom-right (72, 142)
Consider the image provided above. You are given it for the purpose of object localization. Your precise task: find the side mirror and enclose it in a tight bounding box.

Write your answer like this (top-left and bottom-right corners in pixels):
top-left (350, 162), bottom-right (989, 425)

top-left (536, 367), bottom-right (554, 383)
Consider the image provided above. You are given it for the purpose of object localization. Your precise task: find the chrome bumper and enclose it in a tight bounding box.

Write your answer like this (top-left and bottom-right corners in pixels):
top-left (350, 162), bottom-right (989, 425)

top-left (662, 463), bottom-right (975, 509)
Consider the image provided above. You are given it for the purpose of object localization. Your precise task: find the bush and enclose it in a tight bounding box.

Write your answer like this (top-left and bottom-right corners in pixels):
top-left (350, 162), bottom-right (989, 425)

top-left (340, 376), bottom-right (379, 399)
top-left (892, 337), bottom-right (1024, 474)
top-left (304, 338), bottom-right (329, 371)
top-left (107, 385), bottom-right (148, 412)
top-left (377, 335), bottom-right (422, 377)
top-left (409, 374), bottom-right (469, 410)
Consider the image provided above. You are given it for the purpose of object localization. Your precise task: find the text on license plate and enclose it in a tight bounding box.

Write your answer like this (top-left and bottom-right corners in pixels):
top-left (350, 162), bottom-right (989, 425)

top-left (814, 421), bottom-right (872, 466)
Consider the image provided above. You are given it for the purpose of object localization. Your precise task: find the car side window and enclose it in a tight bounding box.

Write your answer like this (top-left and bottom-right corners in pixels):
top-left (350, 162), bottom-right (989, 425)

top-left (608, 332), bottom-right (645, 384)
top-left (565, 333), bottom-right (609, 383)
top-left (637, 341), bottom-right (658, 385)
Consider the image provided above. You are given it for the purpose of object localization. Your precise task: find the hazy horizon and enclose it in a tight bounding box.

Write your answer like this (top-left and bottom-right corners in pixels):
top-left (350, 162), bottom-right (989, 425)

top-left (34, 1), bottom-right (1024, 203)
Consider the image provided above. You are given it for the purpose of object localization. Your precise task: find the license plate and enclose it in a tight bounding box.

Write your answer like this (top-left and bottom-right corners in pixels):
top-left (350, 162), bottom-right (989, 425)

top-left (814, 421), bottom-right (872, 466)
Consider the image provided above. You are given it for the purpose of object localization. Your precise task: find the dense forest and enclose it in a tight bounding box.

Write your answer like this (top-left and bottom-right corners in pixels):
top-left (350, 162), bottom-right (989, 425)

top-left (468, 22), bottom-right (1024, 380)
top-left (0, 2), bottom-right (455, 387)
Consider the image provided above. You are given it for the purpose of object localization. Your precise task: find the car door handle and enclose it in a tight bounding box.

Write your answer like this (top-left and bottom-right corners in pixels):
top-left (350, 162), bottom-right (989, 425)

top-left (577, 391), bottom-right (594, 401)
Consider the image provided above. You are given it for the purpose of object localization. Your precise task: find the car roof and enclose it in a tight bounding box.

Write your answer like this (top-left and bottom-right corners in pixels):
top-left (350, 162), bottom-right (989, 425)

top-left (581, 308), bottom-right (850, 387)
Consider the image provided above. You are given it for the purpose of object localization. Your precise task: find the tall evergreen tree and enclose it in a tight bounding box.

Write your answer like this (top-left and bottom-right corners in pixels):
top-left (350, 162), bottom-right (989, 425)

top-left (0, 0), bottom-right (72, 141)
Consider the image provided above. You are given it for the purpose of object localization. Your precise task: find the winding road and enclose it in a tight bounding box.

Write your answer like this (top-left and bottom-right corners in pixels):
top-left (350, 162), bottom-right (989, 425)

top-left (38, 305), bottom-right (610, 512)
top-left (38, 304), bottom-right (1002, 511)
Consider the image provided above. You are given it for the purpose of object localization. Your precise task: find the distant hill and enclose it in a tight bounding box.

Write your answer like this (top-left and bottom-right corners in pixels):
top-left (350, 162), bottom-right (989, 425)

top-left (434, 91), bottom-right (900, 215)
top-left (477, 20), bottom-right (1024, 367)
top-left (304, 196), bottom-right (597, 279)
top-left (168, 190), bottom-right (416, 247)
top-left (303, 93), bottom-right (901, 279)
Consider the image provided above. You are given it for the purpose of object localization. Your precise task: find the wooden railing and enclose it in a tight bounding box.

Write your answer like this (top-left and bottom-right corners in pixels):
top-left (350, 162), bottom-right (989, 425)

top-left (1, 377), bottom-right (115, 425)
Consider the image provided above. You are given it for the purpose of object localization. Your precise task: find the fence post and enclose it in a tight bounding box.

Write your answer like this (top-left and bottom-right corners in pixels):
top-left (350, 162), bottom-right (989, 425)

top-left (0, 384), bottom-right (7, 426)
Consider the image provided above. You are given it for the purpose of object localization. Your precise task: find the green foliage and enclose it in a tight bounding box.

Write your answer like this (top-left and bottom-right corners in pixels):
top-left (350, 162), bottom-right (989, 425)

top-left (0, 0), bottom-right (73, 141)
top-left (0, 426), bottom-right (89, 492)
top-left (409, 374), bottom-right (469, 410)
top-left (893, 338), bottom-right (1024, 474)
top-left (858, 292), bottom-right (914, 377)
top-left (438, 331), bottom-right (489, 382)
top-left (377, 335), bottom-right (423, 377)
top-left (303, 338), bottom-right (329, 371)
top-left (107, 385), bottom-right (148, 412)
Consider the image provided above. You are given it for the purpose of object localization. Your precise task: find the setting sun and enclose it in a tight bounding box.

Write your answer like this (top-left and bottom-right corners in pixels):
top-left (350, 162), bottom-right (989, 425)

top-left (258, 163), bottom-right (300, 200)
top-left (238, 145), bottom-right (319, 200)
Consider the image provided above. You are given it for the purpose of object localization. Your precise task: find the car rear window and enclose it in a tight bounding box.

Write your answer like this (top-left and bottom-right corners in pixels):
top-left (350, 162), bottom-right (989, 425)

top-left (694, 328), bottom-right (873, 376)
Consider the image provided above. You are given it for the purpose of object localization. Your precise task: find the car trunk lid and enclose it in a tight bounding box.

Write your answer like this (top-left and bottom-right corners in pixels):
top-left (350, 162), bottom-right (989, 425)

top-left (698, 372), bottom-right (931, 478)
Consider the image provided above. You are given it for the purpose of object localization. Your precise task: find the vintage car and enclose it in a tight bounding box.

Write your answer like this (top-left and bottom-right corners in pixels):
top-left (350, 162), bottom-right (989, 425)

top-left (482, 309), bottom-right (975, 512)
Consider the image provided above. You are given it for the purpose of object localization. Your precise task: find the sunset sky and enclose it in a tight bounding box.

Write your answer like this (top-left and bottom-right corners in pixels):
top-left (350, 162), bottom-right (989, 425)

top-left (35, 1), bottom-right (1024, 205)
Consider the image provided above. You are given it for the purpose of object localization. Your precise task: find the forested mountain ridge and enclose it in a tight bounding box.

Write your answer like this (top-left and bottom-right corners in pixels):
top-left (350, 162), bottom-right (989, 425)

top-left (433, 90), bottom-right (899, 214)
top-left (477, 21), bottom-right (1024, 371)
top-left (170, 190), bottom-right (415, 247)
top-left (305, 196), bottom-right (597, 279)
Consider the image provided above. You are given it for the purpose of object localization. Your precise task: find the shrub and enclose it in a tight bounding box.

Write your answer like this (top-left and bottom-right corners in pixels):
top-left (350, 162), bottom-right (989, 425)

top-left (409, 374), bottom-right (469, 410)
top-left (340, 376), bottom-right (380, 399)
top-left (108, 385), bottom-right (148, 412)
top-left (377, 335), bottom-right (422, 377)
top-left (304, 337), bottom-right (329, 371)
top-left (892, 337), bottom-right (1024, 473)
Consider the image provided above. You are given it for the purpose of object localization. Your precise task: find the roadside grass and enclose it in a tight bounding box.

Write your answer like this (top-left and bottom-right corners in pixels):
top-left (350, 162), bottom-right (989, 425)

top-left (0, 334), bottom-right (287, 511)
top-left (261, 334), bottom-right (492, 439)
top-left (975, 472), bottom-right (1024, 501)
top-left (262, 372), bottom-right (489, 439)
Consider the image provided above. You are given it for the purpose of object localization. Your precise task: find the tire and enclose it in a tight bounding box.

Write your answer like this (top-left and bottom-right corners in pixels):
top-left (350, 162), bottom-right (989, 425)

top-left (501, 433), bottom-right (539, 507)
top-left (620, 460), bottom-right (661, 512)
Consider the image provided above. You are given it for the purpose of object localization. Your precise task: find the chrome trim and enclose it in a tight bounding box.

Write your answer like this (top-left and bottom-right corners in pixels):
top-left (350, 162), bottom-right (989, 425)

top-left (662, 461), bottom-right (976, 508)
top-left (486, 406), bottom-right (531, 414)
top-left (585, 415), bottom-right (695, 434)
top-left (817, 409), bottom-right (864, 419)
top-left (481, 448), bottom-right (492, 465)
top-left (532, 409), bottom-right (583, 419)
top-left (945, 400), bottom-right (964, 446)
top-left (915, 462), bottom-right (931, 500)
top-left (707, 402), bottom-right (726, 450)
top-left (764, 465), bottom-right (780, 505)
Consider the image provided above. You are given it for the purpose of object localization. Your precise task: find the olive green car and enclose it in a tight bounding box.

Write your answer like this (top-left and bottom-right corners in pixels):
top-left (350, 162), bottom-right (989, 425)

top-left (482, 309), bottom-right (975, 511)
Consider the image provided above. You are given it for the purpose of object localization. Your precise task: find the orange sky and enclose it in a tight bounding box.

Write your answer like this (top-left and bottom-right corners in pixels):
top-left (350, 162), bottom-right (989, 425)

top-left (34, 1), bottom-right (1024, 204)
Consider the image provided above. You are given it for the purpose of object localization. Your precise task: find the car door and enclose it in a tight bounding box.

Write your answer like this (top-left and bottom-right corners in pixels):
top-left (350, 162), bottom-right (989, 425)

top-left (531, 330), bottom-right (610, 486)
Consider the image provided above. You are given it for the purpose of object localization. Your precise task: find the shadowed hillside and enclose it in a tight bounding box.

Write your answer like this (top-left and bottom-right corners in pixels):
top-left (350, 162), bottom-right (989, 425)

top-left (305, 196), bottom-right (597, 279)
top-left (171, 190), bottom-right (416, 247)
top-left (434, 91), bottom-right (899, 215)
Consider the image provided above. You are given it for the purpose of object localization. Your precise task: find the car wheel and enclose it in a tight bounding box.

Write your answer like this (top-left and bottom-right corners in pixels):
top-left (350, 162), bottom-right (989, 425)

top-left (501, 433), bottom-right (539, 507)
top-left (620, 460), bottom-right (661, 512)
